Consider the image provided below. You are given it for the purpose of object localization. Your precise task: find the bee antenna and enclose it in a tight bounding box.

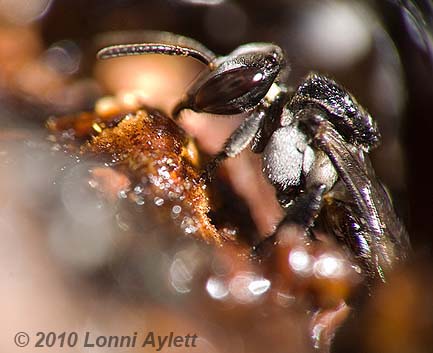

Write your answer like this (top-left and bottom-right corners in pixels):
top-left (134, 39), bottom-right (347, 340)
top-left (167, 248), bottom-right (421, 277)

top-left (97, 43), bottom-right (214, 66)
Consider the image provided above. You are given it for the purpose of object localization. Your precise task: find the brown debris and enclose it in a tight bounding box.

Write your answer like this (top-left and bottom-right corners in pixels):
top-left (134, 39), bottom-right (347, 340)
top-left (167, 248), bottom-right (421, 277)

top-left (48, 104), bottom-right (234, 246)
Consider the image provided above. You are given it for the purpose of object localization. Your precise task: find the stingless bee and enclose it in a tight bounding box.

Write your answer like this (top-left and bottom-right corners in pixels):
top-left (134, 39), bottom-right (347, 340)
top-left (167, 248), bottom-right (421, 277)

top-left (97, 31), bottom-right (410, 285)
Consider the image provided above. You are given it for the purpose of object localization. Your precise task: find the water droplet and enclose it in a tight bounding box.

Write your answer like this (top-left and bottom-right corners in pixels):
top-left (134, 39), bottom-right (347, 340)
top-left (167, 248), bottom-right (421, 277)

top-left (206, 277), bottom-right (229, 300)
top-left (172, 205), bottom-right (182, 214)
top-left (88, 179), bottom-right (98, 188)
top-left (314, 254), bottom-right (345, 278)
top-left (134, 185), bottom-right (143, 194)
top-left (135, 196), bottom-right (145, 206)
top-left (158, 166), bottom-right (170, 179)
top-left (169, 258), bottom-right (193, 294)
top-left (248, 278), bottom-right (271, 296)
top-left (154, 197), bottom-right (164, 207)
top-left (181, 217), bottom-right (198, 234)
top-left (168, 191), bottom-right (179, 200)
top-left (118, 190), bottom-right (128, 199)
top-left (288, 248), bottom-right (313, 276)
top-left (229, 272), bottom-right (263, 304)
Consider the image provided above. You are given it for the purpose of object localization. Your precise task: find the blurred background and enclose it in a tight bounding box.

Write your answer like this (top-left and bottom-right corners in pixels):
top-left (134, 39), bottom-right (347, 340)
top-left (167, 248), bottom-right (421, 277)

top-left (0, 1), bottom-right (432, 352)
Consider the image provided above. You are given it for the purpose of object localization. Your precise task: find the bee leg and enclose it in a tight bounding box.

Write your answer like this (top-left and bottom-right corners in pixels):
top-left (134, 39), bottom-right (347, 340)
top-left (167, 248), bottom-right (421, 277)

top-left (254, 184), bottom-right (326, 258)
top-left (202, 86), bottom-right (290, 182)
top-left (201, 108), bottom-right (266, 182)
top-left (251, 88), bottom-right (288, 153)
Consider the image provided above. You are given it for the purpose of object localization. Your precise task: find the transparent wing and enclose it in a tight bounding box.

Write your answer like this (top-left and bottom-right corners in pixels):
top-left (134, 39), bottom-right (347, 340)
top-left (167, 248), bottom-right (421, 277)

top-left (306, 115), bottom-right (410, 281)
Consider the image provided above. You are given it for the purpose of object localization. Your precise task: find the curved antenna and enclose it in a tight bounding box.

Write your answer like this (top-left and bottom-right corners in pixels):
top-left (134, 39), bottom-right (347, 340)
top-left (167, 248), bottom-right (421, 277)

top-left (95, 30), bottom-right (217, 63)
top-left (97, 43), bottom-right (214, 66)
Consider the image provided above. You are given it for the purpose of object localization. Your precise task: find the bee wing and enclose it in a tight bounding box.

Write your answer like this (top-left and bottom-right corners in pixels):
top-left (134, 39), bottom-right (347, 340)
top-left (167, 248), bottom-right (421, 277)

top-left (96, 30), bottom-right (216, 66)
top-left (308, 116), bottom-right (410, 281)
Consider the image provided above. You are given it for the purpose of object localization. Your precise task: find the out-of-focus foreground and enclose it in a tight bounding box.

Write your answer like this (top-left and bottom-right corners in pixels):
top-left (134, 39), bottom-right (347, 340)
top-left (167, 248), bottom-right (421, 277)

top-left (1, 1), bottom-right (433, 353)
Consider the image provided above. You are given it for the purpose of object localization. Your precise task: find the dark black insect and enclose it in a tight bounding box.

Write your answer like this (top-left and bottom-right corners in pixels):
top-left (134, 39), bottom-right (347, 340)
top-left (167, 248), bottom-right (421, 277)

top-left (97, 31), bottom-right (410, 284)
